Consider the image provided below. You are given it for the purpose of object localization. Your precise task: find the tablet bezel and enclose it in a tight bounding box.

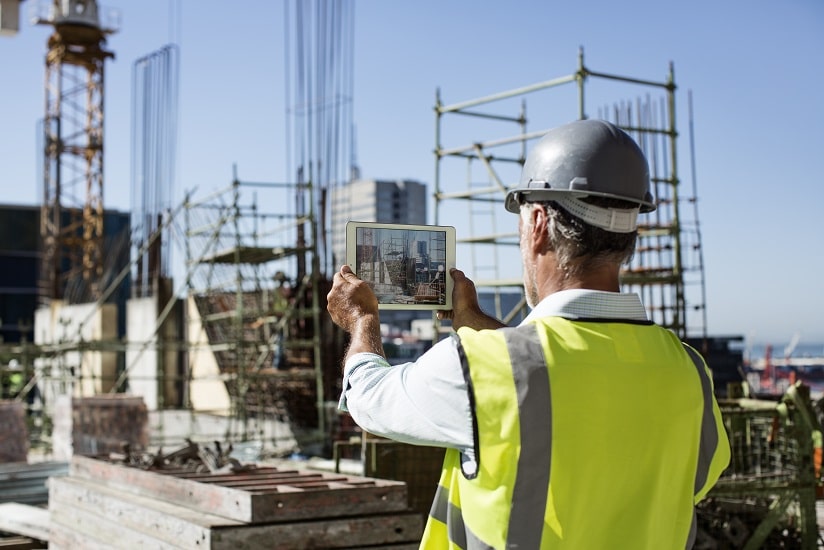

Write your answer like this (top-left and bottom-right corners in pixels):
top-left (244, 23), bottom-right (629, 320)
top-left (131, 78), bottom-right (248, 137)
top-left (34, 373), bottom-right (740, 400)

top-left (345, 221), bottom-right (455, 310)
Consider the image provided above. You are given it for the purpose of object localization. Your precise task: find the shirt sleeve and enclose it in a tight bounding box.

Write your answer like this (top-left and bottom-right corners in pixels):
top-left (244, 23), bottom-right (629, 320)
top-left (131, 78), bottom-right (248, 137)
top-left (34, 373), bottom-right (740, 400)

top-left (338, 336), bottom-right (474, 454)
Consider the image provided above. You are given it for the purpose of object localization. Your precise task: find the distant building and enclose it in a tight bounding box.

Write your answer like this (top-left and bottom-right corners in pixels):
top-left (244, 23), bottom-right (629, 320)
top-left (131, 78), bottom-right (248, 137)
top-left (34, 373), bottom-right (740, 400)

top-left (0, 205), bottom-right (40, 343)
top-left (330, 178), bottom-right (427, 268)
top-left (0, 204), bottom-right (131, 343)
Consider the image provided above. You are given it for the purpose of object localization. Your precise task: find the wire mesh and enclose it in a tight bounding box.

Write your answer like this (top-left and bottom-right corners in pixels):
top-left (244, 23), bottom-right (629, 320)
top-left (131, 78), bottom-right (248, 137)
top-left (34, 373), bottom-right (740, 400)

top-left (697, 385), bottom-right (822, 549)
top-left (721, 407), bottom-right (803, 487)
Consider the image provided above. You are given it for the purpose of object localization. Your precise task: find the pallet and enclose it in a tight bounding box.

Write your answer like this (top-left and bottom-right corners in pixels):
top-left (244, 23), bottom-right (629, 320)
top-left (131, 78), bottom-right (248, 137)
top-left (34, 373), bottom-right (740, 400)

top-left (70, 455), bottom-right (410, 523)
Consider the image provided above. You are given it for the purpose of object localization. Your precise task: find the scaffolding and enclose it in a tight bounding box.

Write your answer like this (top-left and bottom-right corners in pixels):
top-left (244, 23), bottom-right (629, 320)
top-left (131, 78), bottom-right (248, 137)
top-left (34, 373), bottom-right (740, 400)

top-left (0, 0), bottom-right (354, 461)
top-left (433, 48), bottom-right (706, 338)
top-left (182, 169), bottom-right (341, 451)
top-left (0, 170), bottom-right (342, 458)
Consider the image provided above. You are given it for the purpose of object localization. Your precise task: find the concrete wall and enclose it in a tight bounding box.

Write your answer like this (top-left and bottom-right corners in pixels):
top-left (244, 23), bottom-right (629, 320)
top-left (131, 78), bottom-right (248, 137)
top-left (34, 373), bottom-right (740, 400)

top-left (186, 296), bottom-right (231, 414)
top-left (126, 296), bottom-right (181, 410)
top-left (34, 300), bottom-right (118, 404)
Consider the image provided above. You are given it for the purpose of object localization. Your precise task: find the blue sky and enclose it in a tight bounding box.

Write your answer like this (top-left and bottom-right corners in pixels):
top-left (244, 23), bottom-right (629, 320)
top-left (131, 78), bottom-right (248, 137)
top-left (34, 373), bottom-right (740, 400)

top-left (1, 0), bottom-right (822, 345)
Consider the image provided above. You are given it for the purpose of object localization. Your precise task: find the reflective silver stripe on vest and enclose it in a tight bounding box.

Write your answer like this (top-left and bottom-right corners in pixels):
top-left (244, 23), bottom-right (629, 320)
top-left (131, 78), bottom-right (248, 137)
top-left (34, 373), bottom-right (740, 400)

top-left (430, 483), bottom-right (493, 550)
top-left (682, 344), bottom-right (719, 550)
top-left (433, 325), bottom-right (552, 549)
top-left (504, 324), bottom-right (552, 548)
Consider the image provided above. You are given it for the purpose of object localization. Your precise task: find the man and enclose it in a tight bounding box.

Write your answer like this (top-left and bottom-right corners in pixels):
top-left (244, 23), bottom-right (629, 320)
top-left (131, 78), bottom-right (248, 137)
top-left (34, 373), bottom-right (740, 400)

top-left (327, 119), bottom-right (730, 549)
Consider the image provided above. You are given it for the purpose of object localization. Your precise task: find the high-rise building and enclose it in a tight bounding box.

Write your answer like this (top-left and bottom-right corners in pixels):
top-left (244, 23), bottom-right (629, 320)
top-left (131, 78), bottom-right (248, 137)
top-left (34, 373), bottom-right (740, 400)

top-left (329, 178), bottom-right (427, 334)
top-left (330, 178), bottom-right (427, 268)
top-left (0, 204), bottom-right (131, 344)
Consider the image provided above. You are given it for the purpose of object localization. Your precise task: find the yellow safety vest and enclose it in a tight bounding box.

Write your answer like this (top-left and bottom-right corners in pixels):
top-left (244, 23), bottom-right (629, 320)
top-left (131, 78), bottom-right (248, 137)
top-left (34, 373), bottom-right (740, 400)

top-left (421, 317), bottom-right (730, 549)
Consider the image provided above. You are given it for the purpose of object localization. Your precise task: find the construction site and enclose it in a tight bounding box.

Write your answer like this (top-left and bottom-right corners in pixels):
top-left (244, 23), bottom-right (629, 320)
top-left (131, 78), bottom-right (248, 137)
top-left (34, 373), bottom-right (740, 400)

top-left (0, 0), bottom-right (822, 548)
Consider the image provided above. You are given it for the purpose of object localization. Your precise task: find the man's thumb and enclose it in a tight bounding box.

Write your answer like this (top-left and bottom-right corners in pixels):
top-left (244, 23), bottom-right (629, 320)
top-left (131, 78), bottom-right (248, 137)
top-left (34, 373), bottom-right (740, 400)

top-left (341, 265), bottom-right (358, 280)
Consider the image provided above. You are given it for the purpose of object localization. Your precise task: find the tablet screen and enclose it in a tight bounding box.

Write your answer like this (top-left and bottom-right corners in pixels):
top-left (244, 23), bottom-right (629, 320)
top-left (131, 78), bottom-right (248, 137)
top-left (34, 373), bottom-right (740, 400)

top-left (345, 221), bottom-right (455, 310)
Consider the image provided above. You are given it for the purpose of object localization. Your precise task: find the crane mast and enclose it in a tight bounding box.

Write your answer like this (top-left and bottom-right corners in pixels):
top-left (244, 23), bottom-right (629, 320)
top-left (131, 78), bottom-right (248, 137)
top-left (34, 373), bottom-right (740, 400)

top-left (34, 0), bottom-right (118, 303)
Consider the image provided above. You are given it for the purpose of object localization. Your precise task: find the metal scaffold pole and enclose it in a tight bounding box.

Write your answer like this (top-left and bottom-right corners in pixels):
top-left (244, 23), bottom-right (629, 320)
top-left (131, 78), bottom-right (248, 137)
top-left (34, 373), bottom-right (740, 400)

top-left (308, 178), bottom-right (326, 441)
top-left (433, 48), bottom-right (704, 339)
top-left (181, 169), bottom-right (340, 453)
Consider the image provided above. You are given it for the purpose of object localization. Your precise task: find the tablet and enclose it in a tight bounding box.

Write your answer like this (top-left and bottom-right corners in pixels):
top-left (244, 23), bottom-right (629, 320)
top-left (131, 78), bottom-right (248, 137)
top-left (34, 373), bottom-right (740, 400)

top-left (345, 221), bottom-right (456, 310)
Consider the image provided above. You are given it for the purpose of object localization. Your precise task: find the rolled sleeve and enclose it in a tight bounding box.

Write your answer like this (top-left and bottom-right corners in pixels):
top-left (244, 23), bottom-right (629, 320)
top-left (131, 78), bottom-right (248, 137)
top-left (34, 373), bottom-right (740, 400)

top-left (337, 338), bottom-right (474, 453)
top-left (338, 352), bottom-right (391, 412)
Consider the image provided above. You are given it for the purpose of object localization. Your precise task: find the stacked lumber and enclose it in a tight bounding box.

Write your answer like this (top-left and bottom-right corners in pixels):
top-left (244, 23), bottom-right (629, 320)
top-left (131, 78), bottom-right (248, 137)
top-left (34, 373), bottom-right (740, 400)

top-left (49, 455), bottom-right (422, 549)
top-left (0, 401), bottom-right (28, 463)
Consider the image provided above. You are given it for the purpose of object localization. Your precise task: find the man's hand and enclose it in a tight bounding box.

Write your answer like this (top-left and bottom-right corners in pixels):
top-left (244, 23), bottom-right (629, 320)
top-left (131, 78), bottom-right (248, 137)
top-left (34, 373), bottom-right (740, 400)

top-left (327, 265), bottom-right (384, 359)
top-left (437, 268), bottom-right (506, 331)
top-left (327, 265), bottom-right (379, 332)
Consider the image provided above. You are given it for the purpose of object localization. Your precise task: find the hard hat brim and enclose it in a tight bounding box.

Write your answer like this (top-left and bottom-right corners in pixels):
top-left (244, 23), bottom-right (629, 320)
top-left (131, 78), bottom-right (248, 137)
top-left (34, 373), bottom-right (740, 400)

top-left (504, 187), bottom-right (656, 214)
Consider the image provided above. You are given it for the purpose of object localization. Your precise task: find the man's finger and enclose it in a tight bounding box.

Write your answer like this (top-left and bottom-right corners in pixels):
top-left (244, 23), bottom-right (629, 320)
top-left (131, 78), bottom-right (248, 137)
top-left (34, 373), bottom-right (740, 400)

top-left (339, 265), bottom-right (361, 283)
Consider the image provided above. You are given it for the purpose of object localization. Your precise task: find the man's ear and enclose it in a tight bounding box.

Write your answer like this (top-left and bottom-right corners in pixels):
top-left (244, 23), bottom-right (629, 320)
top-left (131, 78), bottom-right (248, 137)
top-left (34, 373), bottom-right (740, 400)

top-left (529, 205), bottom-right (549, 254)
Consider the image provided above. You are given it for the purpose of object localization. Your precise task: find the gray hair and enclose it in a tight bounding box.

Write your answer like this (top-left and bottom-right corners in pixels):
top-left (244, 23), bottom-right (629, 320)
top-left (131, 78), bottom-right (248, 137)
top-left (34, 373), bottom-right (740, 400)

top-left (520, 198), bottom-right (637, 279)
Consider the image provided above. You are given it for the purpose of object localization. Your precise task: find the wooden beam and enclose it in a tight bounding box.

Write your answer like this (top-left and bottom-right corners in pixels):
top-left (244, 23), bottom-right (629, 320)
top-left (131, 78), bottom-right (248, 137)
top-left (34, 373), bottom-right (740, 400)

top-left (0, 503), bottom-right (50, 542)
top-left (210, 513), bottom-right (422, 549)
top-left (49, 476), bottom-right (233, 548)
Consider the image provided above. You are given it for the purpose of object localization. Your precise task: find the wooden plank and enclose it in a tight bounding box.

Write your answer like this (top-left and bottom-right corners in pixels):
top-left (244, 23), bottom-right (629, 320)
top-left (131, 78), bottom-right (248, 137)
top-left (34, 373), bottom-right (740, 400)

top-left (69, 455), bottom-right (410, 523)
top-left (69, 455), bottom-right (255, 522)
top-left (244, 484), bottom-right (411, 524)
top-left (0, 536), bottom-right (46, 550)
top-left (48, 476), bottom-right (236, 549)
top-left (50, 506), bottom-right (185, 550)
top-left (48, 515), bottom-right (131, 550)
top-left (0, 503), bottom-right (49, 541)
top-left (210, 513), bottom-right (423, 549)
top-left (173, 467), bottom-right (301, 480)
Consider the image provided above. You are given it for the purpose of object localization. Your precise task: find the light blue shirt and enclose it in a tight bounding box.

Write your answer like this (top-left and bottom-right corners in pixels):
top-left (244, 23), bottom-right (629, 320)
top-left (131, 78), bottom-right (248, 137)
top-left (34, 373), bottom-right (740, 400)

top-left (338, 289), bottom-right (650, 457)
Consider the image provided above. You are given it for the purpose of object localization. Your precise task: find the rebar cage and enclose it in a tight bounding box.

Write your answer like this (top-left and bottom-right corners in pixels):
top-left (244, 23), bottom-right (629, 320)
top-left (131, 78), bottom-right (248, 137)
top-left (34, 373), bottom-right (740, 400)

top-left (696, 383), bottom-right (822, 549)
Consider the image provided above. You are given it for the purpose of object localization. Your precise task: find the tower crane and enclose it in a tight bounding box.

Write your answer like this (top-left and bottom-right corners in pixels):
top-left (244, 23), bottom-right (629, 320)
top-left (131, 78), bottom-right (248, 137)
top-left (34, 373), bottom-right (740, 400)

top-left (1, 0), bottom-right (119, 304)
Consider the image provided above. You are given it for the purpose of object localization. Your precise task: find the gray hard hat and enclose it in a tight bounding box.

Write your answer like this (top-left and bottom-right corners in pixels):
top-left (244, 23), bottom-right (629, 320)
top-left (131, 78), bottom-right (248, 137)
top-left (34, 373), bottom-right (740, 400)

top-left (505, 119), bottom-right (656, 223)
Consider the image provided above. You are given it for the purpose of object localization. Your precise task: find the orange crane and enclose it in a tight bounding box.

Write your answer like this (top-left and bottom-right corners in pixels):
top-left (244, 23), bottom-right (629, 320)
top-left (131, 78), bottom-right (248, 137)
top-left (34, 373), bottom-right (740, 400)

top-left (1, 0), bottom-right (119, 304)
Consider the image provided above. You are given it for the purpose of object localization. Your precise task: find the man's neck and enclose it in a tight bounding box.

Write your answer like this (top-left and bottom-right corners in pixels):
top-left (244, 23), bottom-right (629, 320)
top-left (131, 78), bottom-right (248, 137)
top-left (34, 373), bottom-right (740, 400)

top-left (536, 255), bottom-right (621, 299)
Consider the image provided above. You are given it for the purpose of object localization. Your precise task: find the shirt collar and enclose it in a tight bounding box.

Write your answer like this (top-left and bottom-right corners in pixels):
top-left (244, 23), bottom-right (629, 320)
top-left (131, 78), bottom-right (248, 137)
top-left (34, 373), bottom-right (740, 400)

top-left (520, 289), bottom-right (649, 325)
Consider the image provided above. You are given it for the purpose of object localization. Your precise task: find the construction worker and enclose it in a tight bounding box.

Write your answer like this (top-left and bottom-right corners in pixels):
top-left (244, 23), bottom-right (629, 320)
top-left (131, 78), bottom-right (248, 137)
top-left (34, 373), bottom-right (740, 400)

top-left (327, 119), bottom-right (730, 549)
